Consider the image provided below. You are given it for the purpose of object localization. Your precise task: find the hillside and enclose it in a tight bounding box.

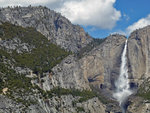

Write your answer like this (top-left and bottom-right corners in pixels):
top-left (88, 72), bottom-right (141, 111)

top-left (0, 22), bottom-right (112, 113)
top-left (0, 22), bottom-right (69, 111)
top-left (0, 6), bottom-right (93, 53)
top-left (0, 22), bottom-right (71, 73)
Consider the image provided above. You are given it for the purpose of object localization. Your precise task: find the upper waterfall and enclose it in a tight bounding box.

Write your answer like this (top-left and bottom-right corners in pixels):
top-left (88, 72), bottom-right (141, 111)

top-left (113, 40), bottom-right (133, 113)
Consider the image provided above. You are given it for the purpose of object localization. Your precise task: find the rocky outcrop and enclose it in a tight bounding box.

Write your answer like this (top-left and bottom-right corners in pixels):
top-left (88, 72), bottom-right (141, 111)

top-left (125, 26), bottom-right (150, 112)
top-left (127, 96), bottom-right (150, 113)
top-left (128, 25), bottom-right (150, 86)
top-left (76, 97), bottom-right (106, 113)
top-left (36, 34), bottom-right (126, 113)
top-left (41, 55), bottom-right (91, 91)
top-left (0, 94), bottom-right (107, 113)
top-left (42, 34), bottom-right (127, 96)
top-left (0, 94), bottom-right (44, 113)
top-left (81, 34), bottom-right (126, 96)
top-left (0, 37), bottom-right (35, 53)
top-left (0, 6), bottom-right (93, 53)
top-left (38, 96), bottom-right (106, 113)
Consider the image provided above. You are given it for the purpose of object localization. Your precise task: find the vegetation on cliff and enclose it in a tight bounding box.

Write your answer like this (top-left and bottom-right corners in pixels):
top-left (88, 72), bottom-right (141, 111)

top-left (0, 22), bottom-right (71, 106)
top-left (76, 38), bottom-right (106, 58)
top-left (137, 78), bottom-right (150, 100)
top-left (0, 22), bottom-right (101, 109)
top-left (0, 22), bottom-right (71, 74)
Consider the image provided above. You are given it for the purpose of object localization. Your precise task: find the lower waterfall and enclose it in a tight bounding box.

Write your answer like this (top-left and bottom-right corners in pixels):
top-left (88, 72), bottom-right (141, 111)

top-left (113, 40), bottom-right (133, 113)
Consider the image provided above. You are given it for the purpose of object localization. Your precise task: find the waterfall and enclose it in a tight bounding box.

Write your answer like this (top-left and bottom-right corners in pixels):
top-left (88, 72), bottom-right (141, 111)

top-left (113, 40), bottom-right (133, 113)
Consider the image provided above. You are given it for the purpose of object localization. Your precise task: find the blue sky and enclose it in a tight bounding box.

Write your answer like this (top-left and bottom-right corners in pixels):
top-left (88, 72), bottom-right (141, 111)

top-left (83, 0), bottom-right (150, 38)
top-left (0, 0), bottom-right (150, 38)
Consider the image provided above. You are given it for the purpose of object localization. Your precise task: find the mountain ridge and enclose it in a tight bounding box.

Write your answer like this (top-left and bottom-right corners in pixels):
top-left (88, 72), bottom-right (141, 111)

top-left (0, 6), bottom-right (93, 53)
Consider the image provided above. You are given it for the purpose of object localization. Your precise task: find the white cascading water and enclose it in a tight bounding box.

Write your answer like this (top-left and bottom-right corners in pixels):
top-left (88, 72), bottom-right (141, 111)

top-left (113, 40), bottom-right (133, 113)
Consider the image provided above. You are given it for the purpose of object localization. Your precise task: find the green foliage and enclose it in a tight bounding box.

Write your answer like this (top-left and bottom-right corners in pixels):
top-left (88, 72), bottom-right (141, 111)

top-left (76, 107), bottom-right (85, 112)
top-left (138, 92), bottom-right (150, 100)
top-left (0, 63), bottom-right (35, 106)
top-left (90, 85), bottom-right (112, 104)
top-left (0, 77), bottom-right (4, 93)
top-left (13, 44), bottom-right (70, 73)
top-left (0, 22), bottom-right (71, 106)
top-left (0, 62), bottom-right (97, 107)
top-left (34, 86), bottom-right (96, 104)
top-left (0, 22), bottom-right (47, 47)
top-left (0, 22), bottom-right (71, 74)
top-left (76, 38), bottom-right (105, 59)
top-left (0, 22), bottom-right (101, 109)
top-left (137, 78), bottom-right (150, 100)
top-left (0, 63), bottom-right (32, 91)
top-left (0, 49), bottom-right (11, 59)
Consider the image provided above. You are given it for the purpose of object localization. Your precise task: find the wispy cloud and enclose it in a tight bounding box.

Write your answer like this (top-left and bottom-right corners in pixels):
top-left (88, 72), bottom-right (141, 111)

top-left (126, 14), bottom-right (150, 35)
top-left (110, 30), bottom-right (126, 36)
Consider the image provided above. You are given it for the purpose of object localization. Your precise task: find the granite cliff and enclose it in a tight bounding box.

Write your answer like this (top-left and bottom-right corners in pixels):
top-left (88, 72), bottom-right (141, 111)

top-left (126, 25), bottom-right (150, 113)
top-left (128, 26), bottom-right (150, 84)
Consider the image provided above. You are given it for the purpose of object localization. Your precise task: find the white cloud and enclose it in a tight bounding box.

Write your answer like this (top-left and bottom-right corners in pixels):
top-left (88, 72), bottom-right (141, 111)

top-left (57, 0), bottom-right (121, 29)
top-left (126, 14), bottom-right (150, 35)
top-left (0, 0), bottom-right (121, 29)
top-left (111, 30), bottom-right (126, 36)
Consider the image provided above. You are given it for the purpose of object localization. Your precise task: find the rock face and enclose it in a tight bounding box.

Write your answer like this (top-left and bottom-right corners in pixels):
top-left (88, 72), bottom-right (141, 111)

top-left (37, 34), bottom-right (125, 113)
top-left (0, 95), bottom-right (45, 113)
top-left (128, 25), bottom-right (150, 85)
top-left (126, 26), bottom-right (150, 112)
top-left (81, 34), bottom-right (126, 95)
top-left (45, 34), bottom-right (126, 96)
top-left (127, 96), bottom-right (150, 113)
top-left (42, 55), bottom-right (91, 91)
top-left (0, 94), bottom-right (107, 113)
top-left (127, 77), bottom-right (150, 113)
top-left (38, 96), bottom-right (106, 113)
top-left (76, 97), bottom-right (106, 113)
top-left (0, 6), bottom-right (92, 53)
top-left (0, 37), bottom-right (35, 53)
